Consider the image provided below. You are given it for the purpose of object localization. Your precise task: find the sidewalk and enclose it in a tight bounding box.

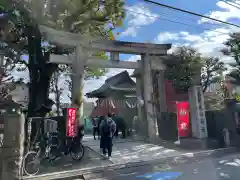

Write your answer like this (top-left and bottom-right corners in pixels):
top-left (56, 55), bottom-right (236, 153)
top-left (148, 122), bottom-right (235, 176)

top-left (83, 135), bottom-right (185, 164)
top-left (24, 135), bottom-right (238, 180)
top-left (23, 146), bottom-right (112, 179)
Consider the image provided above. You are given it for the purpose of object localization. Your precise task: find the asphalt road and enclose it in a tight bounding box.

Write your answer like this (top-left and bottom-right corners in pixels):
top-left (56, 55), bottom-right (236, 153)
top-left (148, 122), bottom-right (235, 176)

top-left (81, 152), bottom-right (240, 180)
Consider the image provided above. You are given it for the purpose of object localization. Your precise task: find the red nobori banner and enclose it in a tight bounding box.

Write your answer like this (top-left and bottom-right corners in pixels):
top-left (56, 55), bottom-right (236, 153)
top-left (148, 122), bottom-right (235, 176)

top-left (67, 108), bottom-right (77, 137)
top-left (176, 101), bottom-right (191, 138)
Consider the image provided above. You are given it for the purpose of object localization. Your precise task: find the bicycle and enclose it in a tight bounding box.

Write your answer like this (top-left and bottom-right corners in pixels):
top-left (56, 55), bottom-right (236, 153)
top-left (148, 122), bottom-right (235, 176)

top-left (45, 132), bottom-right (85, 163)
top-left (22, 142), bottom-right (41, 176)
top-left (22, 122), bottom-right (85, 176)
top-left (22, 121), bottom-right (43, 176)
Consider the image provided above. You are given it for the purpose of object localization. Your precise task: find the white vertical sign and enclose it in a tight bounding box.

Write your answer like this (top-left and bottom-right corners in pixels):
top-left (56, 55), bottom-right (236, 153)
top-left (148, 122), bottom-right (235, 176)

top-left (195, 86), bottom-right (208, 139)
top-left (188, 87), bottom-right (198, 138)
top-left (189, 86), bottom-right (208, 139)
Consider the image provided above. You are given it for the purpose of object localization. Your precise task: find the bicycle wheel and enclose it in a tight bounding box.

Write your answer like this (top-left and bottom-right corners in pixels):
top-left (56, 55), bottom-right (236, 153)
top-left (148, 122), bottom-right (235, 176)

top-left (70, 143), bottom-right (85, 161)
top-left (23, 151), bottom-right (40, 176)
top-left (46, 146), bottom-right (58, 162)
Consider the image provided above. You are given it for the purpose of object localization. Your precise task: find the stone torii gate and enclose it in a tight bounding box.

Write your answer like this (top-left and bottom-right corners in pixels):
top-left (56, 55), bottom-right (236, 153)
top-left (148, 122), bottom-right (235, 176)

top-left (40, 26), bottom-right (171, 140)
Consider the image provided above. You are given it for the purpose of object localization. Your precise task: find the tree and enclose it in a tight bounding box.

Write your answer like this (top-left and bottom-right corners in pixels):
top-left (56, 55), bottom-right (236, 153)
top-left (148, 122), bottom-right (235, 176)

top-left (0, 0), bottom-right (125, 118)
top-left (222, 33), bottom-right (240, 88)
top-left (201, 57), bottom-right (225, 93)
top-left (165, 46), bottom-right (203, 93)
top-left (0, 47), bottom-right (26, 100)
top-left (166, 46), bottom-right (225, 94)
top-left (0, 1), bottom-right (125, 153)
top-left (49, 67), bottom-right (64, 116)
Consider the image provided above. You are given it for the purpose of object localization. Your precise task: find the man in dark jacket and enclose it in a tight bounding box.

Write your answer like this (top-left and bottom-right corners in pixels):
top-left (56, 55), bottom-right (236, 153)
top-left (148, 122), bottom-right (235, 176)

top-left (112, 113), bottom-right (126, 138)
top-left (100, 113), bottom-right (116, 159)
top-left (92, 117), bottom-right (98, 140)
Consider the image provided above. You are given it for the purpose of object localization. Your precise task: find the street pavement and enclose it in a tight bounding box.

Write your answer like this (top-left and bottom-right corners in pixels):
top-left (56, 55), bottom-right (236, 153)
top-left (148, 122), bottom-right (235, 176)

top-left (23, 135), bottom-right (239, 180)
top-left (81, 152), bottom-right (240, 180)
top-left (83, 135), bottom-right (186, 164)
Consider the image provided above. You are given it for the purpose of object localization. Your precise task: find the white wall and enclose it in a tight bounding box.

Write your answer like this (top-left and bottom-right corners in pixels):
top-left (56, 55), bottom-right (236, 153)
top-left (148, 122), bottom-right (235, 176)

top-left (10, 84), bottom-right (28, 106)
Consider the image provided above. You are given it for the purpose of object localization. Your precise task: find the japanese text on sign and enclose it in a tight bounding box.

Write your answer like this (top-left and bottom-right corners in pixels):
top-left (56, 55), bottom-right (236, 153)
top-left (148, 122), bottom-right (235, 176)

top-left (176, 101), bottom-right (191, 138)
top-left (67, 108), bottom-right (77, 137)
top-left (196, 86), bottom-right (208, 138)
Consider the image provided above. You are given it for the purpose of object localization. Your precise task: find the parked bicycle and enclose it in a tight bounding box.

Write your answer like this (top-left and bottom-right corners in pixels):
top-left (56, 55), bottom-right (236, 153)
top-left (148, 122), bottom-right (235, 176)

top-left (22, 120), bottom-right (85, 176)
top-left (22, 142), bottom-right (42, 176)
top-left (45, 131), bottom-right (85, 162)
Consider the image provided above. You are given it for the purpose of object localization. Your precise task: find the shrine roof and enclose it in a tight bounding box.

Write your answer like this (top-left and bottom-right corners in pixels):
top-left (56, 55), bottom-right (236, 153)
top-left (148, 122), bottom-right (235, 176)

top-left (86, 71), bottom-right (136, 98)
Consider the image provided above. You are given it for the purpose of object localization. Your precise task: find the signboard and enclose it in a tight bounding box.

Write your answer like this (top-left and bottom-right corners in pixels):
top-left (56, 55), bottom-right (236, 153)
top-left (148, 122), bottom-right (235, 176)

top-left (188, 86), bottom-right (208, 139)
top-left (67, 108), bottom-right (77, 137)
top-left (195, 86), bottom-right (208, 139)
top-left (176, 101), bottom-right (191, 137)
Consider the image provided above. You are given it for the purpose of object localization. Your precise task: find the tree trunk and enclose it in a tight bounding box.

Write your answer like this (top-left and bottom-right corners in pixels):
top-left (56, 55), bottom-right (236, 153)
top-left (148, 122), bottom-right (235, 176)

top-left (202, 75), bottom-right (210, 93)
top-left (26, 26), bottom-right (57, 147)
top-left (55, 74), bottom-right (61, 116)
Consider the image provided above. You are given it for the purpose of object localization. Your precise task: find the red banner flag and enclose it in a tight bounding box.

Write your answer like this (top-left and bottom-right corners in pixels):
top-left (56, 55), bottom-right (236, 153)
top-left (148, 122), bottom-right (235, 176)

top-left (176, 101), bottom-right (191, 138)
top-left (67, 108), bottom-right (77, 137)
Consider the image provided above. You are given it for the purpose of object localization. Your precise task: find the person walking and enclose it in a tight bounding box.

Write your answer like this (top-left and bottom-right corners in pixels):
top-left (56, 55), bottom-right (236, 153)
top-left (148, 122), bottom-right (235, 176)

top-left (99, 116), bottom-right (105, 149)
top-left (100, 113), bottom-right (116, 159)
top-left (112, 113), bottom-right (119, 138)
top-left (92, 117), bottom-right (98, 140)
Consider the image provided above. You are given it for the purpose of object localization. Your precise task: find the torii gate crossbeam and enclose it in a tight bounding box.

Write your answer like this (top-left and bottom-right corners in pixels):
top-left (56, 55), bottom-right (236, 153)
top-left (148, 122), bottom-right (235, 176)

top-left (40, 25), bottom-right (171, 140)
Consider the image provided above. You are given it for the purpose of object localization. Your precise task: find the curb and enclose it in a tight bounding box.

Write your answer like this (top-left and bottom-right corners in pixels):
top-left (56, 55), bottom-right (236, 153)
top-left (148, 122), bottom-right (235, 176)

top-left (22, 147), bottom-right (238, 180)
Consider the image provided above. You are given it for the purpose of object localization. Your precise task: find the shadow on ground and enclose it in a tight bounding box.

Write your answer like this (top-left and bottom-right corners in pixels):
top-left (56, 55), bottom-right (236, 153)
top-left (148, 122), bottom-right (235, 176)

top-left (82, 152), bottom-right (240, 180)
top-left (23, 146), bottom-right (112, 178)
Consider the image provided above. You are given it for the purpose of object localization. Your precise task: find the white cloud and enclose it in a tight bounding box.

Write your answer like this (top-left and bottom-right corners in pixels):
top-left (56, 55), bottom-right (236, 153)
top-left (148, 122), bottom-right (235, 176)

top-left (179, 32), bottom-right (204, 42)
top-left (155, 26), bottom-right (238, 63)
top-left (155, 1), bottom-right (240, 62)
top-left (121, 4), bottom-right (158, 37)
top-left (120, 27), bottom-right (138, 37)
top-left (199, 0), bottom-right (240, 24)
top-left (155, 32), bottom-right (179, 43)
top-left (155, 31), bottom-right (204, 43)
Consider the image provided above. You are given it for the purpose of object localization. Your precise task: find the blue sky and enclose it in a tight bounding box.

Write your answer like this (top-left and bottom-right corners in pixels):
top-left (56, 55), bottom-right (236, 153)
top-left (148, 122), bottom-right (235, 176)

top-left (120, 0), bottom-right (221, 41)
top-left (84, 0), bottom-right (240, 100)
top-left (12, 0), bottom-right (240, 103)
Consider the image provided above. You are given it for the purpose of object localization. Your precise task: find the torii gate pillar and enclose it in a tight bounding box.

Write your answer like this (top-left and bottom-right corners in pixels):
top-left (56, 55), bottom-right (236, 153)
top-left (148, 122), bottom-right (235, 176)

top-left (141, 54), bottom-right (155, 139)
top-left (39, 25), bottom-right (171, 139)
top-left (71, 45), bottom-right (85, 123)
top-left (140, 55), bottom-right (167, 140)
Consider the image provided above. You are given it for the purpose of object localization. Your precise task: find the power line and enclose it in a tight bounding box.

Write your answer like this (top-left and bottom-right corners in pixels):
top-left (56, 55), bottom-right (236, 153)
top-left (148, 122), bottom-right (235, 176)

top-left (127, 3), bottom-right (219, 27)
top-left (227, 0), bottom-right (240, 7)
top-left (221, 0), bottom-right (240, 9)
top-left (126, 4), bottom-right (229, 30)
top-left (142, 0), bottom-right (240, 28)
top-left (129, 6), bottom-right (206, 24)
top-left (125, 8), bottom-right (240, 38)
top-left (126, 4), bottom-right (200, 23)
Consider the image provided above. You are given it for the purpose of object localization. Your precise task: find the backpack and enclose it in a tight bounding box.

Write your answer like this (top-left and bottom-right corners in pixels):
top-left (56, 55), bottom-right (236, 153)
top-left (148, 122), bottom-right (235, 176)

top-left (102, 119), bottom-right (111, 136)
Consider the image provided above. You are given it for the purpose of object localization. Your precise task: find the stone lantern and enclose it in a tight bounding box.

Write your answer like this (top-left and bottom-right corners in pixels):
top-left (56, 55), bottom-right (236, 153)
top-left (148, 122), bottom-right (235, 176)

top-left (0, 100), bottom-right (24, 180)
